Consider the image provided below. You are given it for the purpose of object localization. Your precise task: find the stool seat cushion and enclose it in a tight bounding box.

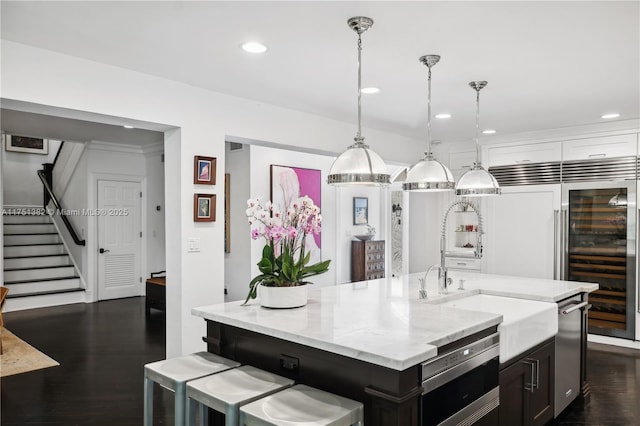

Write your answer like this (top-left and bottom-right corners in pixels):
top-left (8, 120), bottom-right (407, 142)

top-left (145, 351), bottom-right (239, 390)
top-left (240, 384), bottom-right (363, 426)
top-left (187, 365), bottom-right (293, 412)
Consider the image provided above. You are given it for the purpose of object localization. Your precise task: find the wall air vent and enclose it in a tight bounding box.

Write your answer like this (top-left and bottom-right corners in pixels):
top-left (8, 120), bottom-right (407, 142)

top-left (488, 162), bottom-right (561, 186)
top-left (561, 156), bottom-right (637, 183)
top-left (228, 142), bottom-right (244, 151)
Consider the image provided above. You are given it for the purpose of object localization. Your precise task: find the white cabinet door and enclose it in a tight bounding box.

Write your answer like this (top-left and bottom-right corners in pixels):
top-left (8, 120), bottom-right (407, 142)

top-left (562, 134), bottom-right (637, 161)
top-left (484, 185), bottom-right (561, 279)
top-left (486, 142), bottom-right (562, 167)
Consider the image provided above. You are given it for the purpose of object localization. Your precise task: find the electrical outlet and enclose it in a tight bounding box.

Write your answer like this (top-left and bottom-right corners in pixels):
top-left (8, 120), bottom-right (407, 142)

top-left (279, 354), bottom-right (299, 372)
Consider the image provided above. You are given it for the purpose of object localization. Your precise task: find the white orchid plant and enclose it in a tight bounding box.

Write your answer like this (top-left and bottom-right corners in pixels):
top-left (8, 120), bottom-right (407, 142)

top-left (244, 195), bottom-right (330, 304)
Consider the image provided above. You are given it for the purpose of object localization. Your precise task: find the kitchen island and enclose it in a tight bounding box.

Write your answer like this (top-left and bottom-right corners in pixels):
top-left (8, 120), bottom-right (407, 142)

top-left (193, 272), bottom-right (597, 426)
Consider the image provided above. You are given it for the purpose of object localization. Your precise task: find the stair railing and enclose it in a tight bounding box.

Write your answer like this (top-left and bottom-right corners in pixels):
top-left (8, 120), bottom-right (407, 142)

top-left (37, 169), bottom-right (86, 246)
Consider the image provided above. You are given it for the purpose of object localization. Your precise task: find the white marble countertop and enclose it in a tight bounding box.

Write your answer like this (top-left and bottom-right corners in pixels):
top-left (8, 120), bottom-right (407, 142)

top-left (192, 272), bottom-right (598, 371)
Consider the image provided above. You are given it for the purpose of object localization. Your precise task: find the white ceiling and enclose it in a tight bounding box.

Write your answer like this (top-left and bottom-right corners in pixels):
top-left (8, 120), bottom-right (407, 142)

top-left (1, 1), bottom-right (638, 145)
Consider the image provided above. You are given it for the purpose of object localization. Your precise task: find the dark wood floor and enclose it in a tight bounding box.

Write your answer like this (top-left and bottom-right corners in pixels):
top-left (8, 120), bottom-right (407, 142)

top-left (551, 342), bottom-right (640, 426)
top-left (1, 297), bottom-right (174, 425)
top-left (1, 297), bottom-right (639, 425)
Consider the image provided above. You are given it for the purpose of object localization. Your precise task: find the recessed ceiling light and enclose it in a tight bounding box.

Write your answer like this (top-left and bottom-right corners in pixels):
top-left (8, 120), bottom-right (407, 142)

top-left (361, 87), bottom-right (380, 94)
top-left (601, 113), bottom-right (620, 119)
top-left (435, 113), bottom-right (451, 119)
top-left (482, 129), bottom-right (496, 134)
top-left (241, 42), bottom-right (267, 53)
top-left (123, 125), bottom-right (134, 129)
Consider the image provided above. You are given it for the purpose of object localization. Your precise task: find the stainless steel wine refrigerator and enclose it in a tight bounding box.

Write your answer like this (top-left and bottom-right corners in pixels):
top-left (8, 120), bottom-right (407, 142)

top-left (562, 179), bottom-right (636, 339)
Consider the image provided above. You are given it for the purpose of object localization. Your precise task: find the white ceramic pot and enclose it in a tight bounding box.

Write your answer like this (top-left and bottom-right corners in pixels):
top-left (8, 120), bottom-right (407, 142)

top-left (259, 283), bottom-right (307, 309)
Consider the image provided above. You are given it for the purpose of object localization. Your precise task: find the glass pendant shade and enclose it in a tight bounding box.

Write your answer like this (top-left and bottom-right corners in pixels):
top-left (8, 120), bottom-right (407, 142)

top-left (455, 162), bottom-right (501, 196)
top-left (328, 140), bottom-right (390, 185)
top-left (328, 16), bottom-right (390, 186)
top-left (403, 153), bottom-right (455, 191)
top-left (608, 192), bottom-right (627, 207)
top-left (455, 80), bottom-right (501, 197)
top-left (403, 54), bottom-right (454, 192)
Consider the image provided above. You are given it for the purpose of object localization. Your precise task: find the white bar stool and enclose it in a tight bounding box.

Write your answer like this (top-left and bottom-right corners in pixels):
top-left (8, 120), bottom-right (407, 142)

top-left (186, 365), bottom-right (294, 426)
top-left (144, 351), bottom-right (240, 426)
top-left (239, 384), bottom-right (364, 426)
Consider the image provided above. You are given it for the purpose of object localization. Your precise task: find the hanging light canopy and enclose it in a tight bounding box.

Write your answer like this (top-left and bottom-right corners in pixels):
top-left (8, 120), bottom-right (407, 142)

top-left (327, 16), bottom-right (390, 186)
top-left (455, 81), bottom-right (501, 196)
top-left (403, 54), bottom-right (455, 192)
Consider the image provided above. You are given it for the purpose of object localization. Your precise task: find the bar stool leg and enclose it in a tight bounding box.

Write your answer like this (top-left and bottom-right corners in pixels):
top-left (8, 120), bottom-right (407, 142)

top-left (201, 404), bottom-right (208, 426)
top-left (186, 397), bottom-right (196, 426)
top-left (224, 405), bottom-right (238, 426)
top-left (174, 382), bottom-right (186, 426)
top-left (143, 376), bottom-right (154, 426)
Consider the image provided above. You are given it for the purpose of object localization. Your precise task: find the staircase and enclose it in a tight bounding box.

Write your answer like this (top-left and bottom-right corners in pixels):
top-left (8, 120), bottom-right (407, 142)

top-left (3, 213), bottom-right (84, 303)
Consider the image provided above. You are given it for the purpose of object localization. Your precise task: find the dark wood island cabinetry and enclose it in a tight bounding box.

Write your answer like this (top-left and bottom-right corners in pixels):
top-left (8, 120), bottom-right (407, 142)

top-left (499, 339), bottom-right (555, 426)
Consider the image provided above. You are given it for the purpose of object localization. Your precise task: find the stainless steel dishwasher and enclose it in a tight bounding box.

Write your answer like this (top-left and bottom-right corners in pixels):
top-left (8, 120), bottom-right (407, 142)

top-left (555, 295), bottom-right (590, 417)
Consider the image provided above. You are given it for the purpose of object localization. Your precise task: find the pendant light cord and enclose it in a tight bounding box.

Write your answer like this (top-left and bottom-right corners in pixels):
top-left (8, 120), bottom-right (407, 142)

top-left (356, 33), bottom-right (363, 143)
top-left (426, 65), bottom-right (432, 155)
top-left (474, 88), bottom-right (480, 163)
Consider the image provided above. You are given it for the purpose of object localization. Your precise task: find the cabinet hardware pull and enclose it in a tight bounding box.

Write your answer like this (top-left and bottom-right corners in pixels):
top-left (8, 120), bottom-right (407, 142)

top-left (561, 301), bottom-right (588, 315)
top-left (523, 359), bottom-right (536, 393)
top-left (516, 159), bottom-right (532, 163)
top-left (588, 153), bottom-right (606, 158)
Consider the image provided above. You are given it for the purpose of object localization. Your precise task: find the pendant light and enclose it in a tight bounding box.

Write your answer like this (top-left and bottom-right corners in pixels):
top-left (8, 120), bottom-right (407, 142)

top-left (403, 55), bottom-right (455, 191)
top-left (327, 16), bottom-right (390, 186)
top-left (455, 81), bottom-right (501, 196)
top-left (608, 192), bottom-right (628, 207)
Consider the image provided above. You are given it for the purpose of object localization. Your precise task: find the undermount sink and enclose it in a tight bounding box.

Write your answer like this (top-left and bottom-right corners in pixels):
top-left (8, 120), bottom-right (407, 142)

top-left (439, 294), bottom-right (558, 363)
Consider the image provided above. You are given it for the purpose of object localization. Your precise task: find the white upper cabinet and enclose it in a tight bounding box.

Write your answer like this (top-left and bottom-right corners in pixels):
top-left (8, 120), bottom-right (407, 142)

top-left (562, 134), bottom-right (638, 161)
top-left (486, 141), bottom-right (562, 168)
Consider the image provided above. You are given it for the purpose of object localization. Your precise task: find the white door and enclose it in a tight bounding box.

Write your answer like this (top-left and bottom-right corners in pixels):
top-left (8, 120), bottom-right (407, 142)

top-left (484, 184), bottom-right (561, 279)
top-left (97, 180), bottom-right (142, 300)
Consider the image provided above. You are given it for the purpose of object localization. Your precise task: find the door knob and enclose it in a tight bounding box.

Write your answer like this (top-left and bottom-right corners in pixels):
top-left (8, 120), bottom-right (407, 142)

top-left (99, 248), bottom-right (110, 254)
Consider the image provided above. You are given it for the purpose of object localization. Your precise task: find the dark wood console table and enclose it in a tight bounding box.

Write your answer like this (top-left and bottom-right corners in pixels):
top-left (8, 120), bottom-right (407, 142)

top-left (145, 275), bottom-right (166, 317)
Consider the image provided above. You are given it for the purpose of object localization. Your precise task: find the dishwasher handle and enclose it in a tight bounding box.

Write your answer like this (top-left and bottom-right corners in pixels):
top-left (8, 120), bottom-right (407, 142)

top-left (560, 301), bottom-right (589, 315)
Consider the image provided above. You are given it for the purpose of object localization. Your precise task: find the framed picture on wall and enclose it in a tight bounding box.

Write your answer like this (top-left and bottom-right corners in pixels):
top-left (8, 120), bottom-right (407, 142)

top-left (194, 155), bottom-right (216, 185)
top-left (270, 164), bottom-right (322, 263)
top-left (4, 134), bottom-right (49, 155)
top-left (194, 193), bottom-right (216, 222)
top-left (353, 197), bottom-right (368, 225)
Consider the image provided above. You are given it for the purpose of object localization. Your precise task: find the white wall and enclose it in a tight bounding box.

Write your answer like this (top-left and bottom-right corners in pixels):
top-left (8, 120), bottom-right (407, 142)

top-left (55, 141), bottom-right (159, 295)
top-left (58, 150), bottom-right (89, 277)
top-left (144, 146), bottom-right (166, 277)
top-left (1, 40), bottom-right (423, 356)
top-left (1, 135), bottom-right (61, 206)
top-left (224, 142), bottom-right (251, 302)
top-left (408, 191), bottom-right (445, 273)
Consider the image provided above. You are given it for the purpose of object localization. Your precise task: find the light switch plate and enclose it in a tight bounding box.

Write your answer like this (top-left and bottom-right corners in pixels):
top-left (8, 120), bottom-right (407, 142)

top-left (187, 237), bottom-right (200, 253)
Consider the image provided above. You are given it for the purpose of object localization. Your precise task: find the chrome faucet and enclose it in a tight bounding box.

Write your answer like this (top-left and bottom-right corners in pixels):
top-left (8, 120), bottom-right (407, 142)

top-left (429, 199), bottom-right (484, 296)
top-left (420, 264), bottom-right (452, 297)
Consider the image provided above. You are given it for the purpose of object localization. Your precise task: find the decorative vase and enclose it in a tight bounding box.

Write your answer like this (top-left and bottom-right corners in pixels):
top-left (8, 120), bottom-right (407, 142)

top-left (259, 283), bottom-right (308, 309)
